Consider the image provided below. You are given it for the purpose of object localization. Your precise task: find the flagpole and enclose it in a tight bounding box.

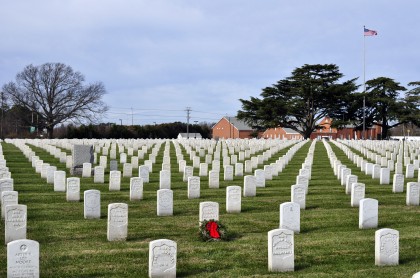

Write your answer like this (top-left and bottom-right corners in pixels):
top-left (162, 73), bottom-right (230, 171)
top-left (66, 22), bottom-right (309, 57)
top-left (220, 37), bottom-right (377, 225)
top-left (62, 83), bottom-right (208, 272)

top-left (363, 25), bottom-right (366, 140)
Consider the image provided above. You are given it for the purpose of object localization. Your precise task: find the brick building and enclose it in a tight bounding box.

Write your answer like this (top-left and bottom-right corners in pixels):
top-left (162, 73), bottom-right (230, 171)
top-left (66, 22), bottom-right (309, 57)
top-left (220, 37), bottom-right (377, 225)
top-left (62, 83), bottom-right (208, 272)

top-left (310, 116), bottom-right (381, 140)
top-left (212, 116), bottom-right (381, 140)
top-left (212, 116), bottom-right (254, 139)
top-left (262, 127), bottom-right (303, 140)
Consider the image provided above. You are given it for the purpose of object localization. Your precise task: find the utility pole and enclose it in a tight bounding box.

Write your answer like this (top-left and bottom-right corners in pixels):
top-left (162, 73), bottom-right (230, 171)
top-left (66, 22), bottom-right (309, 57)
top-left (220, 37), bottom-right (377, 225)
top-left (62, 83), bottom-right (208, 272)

top-left (131, 107), bottom-right (134, 126)
top-left (186, 107), bottom-right (191, 139)
top-left (194, 120), bottom-right (198, 139)
top-left (0, 92), bottom-right (3, 139)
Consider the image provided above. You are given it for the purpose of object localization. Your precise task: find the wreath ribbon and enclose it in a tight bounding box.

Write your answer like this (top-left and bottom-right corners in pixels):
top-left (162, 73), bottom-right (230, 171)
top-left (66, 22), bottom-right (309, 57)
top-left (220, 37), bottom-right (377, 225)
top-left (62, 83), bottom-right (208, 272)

top-left (206, 221), bottom-right (220, 239)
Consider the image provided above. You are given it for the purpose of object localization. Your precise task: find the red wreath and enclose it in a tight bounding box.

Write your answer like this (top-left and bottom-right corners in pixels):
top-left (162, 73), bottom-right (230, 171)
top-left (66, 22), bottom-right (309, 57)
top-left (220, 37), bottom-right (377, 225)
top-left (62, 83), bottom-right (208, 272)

top-left (199, 219), bottom-right (228, 241)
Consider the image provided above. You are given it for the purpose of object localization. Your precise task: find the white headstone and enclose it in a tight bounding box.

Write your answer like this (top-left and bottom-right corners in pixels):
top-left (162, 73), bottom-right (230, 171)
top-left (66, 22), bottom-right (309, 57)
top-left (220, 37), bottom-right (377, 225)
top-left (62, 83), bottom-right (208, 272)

top-left (52, 170), bottom-right (66, 192)
top-left (235, 163), bottom-right (244, 177)
top-left (406, 182), bottom-right (419, 206)
top-left (291, 184), bottom-right (306, 209)
top-left (392, 174), bottom-right (404, 193)
top-left (345, 175), bottom-right (358, 195)
top-left (84, 190), bottom-right (101, 219)
top-left (223, 165), bottom-right (233, 181)
top-left (199, 201), bottom-right (219, 223)
top-left (380, 168), bottom-right (390, 185)
top-left (183, 166), bottom-right (193, 182)
top-left (123, 163), bottom-right (132, 177)
top-left (7, 239), bottom-right (39, 278)
top-left (359, 198), bottom-right (378, 229)
top-left (5, 204), bottom-right (27, 244)
top-left (406, 164), bottom-right (415, 178)
top-left (119, 153), bottom-right (127, 164)
top-left (178, 160), bottom-right (186, 173)
top-left (208, 170), bottom-right (219, 189)
top-left (351, 183), bottom-right (365, 207)
top-left (130, 177), bottom-right (143, 201)
top-left (212, 160), bottom-right (220, 172)
top-left (99, 155), bottom-right (107, 168)
top-left (243, 175), bottom-right (256, 197)
top-left (66, 177), bottom-right (80, 202)
top-left (268, 228), bottom-right (294, 272)
top-left (199, 163), bottom-right (208, 177)
top-left (82, 162), bottom-right (92, 177)
top-left (94, 166), bottom-right (105, 183)
top-left (139, 165), bottom-right (150, 183)
top-left (159, 170), bottom-right (171, 190)
top-left (148, 239), bottom-right (177, 278)
top-left (40, 163), bottom-right (50, 179)
top-left (0, 178), bottom-right (13, 196)
top-left (254, 169), bottom-right (265, 188)
top-left (375, 228), bottom-right (399, 266)
top-left (372, 164), bottom-right (381, 179)
top-left (279, 202), bottom-right (300, 234)
top-left (395, 162), bottom-right (403, 174)
top-left (46, 166), bottom-right (57, 184)
top-left (145, 160), bottom-right (153, 173)
top-left (157, 189), bottom-right (173, 216)
top-left (109, 171), bottom-right (121, 191)
top-left (1, 191), bottom-right (18, 219)
top-left (296, 175), bottom-right (309, 194)
top-left (226, 186), bottom-right (241, 213)
top-left (107, 203), bottom-right (128, 241)
top-left (188, 176), bottom-right (200, 199)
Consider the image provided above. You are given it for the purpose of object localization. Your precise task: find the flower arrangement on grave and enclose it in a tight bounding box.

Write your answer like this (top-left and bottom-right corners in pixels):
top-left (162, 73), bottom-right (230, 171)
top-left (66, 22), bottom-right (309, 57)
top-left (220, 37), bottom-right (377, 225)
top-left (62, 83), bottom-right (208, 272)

top-left (199, 219), bottom-right (228, 242)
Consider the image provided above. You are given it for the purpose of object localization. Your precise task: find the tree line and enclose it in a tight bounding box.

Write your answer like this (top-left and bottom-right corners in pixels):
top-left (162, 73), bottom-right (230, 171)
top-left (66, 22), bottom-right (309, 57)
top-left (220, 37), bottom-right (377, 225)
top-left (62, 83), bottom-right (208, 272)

top-left (238, 64), bottom-right (420, 139)
top-left (2, 63), bottom-right (419, 139)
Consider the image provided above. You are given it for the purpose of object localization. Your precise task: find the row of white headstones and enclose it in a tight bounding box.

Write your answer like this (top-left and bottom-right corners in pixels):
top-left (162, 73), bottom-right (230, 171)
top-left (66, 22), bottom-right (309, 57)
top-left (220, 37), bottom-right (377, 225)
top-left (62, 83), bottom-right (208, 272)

top-left (323, 139), bottom-right (419, 271)
top-left (2, 138), bottom-right (419, 276)
top-left (2, 138), bottom-right (308, 276)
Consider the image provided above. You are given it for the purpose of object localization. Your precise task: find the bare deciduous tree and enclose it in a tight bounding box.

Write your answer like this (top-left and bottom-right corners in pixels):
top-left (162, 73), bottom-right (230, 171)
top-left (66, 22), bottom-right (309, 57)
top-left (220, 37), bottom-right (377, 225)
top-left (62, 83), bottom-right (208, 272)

top-left (2, 63), bottom-right (108, 138)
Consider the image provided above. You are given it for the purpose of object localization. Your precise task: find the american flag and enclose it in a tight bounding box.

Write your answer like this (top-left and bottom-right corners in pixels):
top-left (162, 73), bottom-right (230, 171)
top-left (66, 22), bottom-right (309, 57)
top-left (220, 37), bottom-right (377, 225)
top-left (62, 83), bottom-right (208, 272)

top-left (364, 27), bottom-right (378, 36)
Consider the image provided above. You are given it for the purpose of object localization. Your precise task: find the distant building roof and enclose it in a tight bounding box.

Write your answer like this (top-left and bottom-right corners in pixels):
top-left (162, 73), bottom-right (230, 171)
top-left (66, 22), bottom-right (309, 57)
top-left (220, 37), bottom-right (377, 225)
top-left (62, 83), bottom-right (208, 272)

top-left (177, 133), bottom-right (202, 139)
top-left (224, 116), bottom-right (253, 131)
top-left (282, 128), bottom-right (300, 134)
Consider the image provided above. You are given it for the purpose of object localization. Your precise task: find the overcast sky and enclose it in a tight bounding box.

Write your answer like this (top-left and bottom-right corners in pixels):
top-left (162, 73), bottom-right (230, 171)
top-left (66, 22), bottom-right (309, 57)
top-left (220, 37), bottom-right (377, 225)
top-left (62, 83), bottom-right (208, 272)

top-left (1, 1), bottom-right (419, 125)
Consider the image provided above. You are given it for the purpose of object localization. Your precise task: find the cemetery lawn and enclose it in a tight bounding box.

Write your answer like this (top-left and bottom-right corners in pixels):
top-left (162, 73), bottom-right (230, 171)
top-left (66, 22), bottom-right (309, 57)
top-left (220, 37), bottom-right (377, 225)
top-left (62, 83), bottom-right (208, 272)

top-left (0, 140), bottom-right (419, 277)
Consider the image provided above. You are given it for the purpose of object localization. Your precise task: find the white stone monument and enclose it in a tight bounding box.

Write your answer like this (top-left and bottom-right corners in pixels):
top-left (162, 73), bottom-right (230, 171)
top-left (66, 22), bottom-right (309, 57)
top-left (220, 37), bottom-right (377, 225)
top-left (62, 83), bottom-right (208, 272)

top-left (351, 183), bottom-right (365, 207)
top-left (199, 201), bottom-right (219, 223)
top-left (243, 175), bottom-right (256, 197)
top-left (291, 184), bottom-right (306, 209)
top-left (130, 177), bottom-right (143, 201)
top-left (392, 174), bottom-right (404, 193)
top-left (107, 203), bottom-right (128, 241)
top-left (148, 239), bottom-right (177, 278)
top-left (375, 228), bottom-right (399, 266)
top-left (84, 190), bottom-right (101, 219)
top-left (157, 189), bottom-right (173, 216)
top-left (5, 204), bottom-right (27, 244)
top-left (66, 177), bottom-right (80, 202)
top-left (268, 228), bottom-right (294, 272)
top-left (359, 198), bottom-right (378, 229)
top-left (279, 202), bottom-right (300, 234)
top-left (226, 186), bottom-right (241, 213)
top-left (109, 171), bottom-right (121, 191)
top-left (406, 182), bottom-right (419, 206)
top-left (7, 239), bottom-right (39, 278)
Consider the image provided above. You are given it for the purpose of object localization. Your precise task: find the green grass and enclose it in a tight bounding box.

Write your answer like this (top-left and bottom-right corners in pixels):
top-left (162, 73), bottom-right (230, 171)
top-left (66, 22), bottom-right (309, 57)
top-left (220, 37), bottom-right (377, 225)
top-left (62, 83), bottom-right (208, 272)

top-left (0, 140), bottom-right (419, 277)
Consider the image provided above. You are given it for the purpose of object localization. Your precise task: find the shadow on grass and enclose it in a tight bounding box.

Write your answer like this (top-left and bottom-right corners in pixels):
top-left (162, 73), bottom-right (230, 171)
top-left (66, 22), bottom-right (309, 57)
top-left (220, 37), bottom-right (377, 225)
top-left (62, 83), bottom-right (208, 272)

top-left (305, 205), bottom-right (320, 210)
top-left (300, 226), bottom-right (320, 233)
top-left (295, 261), bottom-right (312, 271)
